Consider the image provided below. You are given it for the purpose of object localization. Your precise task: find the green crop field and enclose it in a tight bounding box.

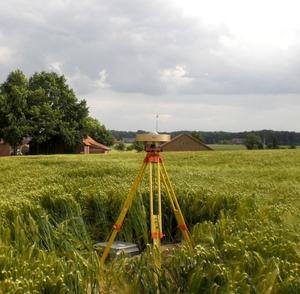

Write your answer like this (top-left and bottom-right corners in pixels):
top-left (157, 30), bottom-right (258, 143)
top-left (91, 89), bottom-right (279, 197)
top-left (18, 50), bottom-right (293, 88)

top-left (208, 144), bottom-right (247, 151)
top-left (0, 150), bottom-right (299, 293)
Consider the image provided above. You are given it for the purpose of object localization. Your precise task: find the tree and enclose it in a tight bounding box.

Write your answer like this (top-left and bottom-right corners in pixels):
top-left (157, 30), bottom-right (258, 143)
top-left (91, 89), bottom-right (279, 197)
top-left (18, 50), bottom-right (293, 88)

top-left (191, 131), bottom-right (203, 142)
top-left (83, 117), bottom-right (114, 146)
top-left (0, 70), bottom-right (29, 155)
top-left (126, 144), bottom-right (135, 151)
top-left (267, 135), bottom-right (279, 149)
top-left (132, 140), bottom-right (144, 152)
top-left (114, 142), bottom-right (125, 151)
top-left (27, 72), bottom-right (88, 154)
top-left (244, 133), bottom-right (263, 150)
top-left (111, 130), bottom-right (300, 146)
top-left (0, 70), bottom-right (114, 155)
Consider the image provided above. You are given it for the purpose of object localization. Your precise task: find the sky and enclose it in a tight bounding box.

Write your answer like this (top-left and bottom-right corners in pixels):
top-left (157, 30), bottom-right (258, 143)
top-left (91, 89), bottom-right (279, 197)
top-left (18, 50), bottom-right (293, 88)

top-left (0, 0), bottom-right (300, 132)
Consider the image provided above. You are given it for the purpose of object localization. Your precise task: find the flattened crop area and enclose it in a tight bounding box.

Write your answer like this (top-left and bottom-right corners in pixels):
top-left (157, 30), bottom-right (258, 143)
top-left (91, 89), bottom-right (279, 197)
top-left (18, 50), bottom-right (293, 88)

top-left (0, 150), bottom-right (299, 293)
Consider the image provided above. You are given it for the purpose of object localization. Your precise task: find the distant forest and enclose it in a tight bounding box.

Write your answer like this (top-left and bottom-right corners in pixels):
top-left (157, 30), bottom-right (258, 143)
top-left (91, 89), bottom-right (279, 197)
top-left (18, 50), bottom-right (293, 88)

top-left (111, 130), bottom-right (300, 146)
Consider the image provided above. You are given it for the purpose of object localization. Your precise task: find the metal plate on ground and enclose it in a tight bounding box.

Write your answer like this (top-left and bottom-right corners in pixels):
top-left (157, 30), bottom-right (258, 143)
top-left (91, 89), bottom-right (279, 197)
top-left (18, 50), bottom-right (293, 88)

top-left (94, 241), bottom-right (140, 257)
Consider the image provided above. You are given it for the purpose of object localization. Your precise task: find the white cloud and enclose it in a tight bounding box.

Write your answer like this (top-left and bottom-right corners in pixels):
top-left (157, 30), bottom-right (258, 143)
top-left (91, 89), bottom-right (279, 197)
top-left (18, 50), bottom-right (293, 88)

top-left (95, 70), bottom-right (111, 89)
top-left (0, 47), bottom-right (14, 64)
top-left (49, 61), bottom-right (63, 75)
top-left (160, 65), bottom-right (193, 93)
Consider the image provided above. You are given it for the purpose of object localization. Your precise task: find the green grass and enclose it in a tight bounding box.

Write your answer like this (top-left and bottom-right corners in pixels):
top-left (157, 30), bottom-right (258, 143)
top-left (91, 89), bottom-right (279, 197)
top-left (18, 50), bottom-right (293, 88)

top-left (210, 144), bottom-right (300, 150)
top-left (279, 145), bottom-right (300, 149)
top-left (208, 144), bottom-right (247, 150)
top-left (0, 150), bottom-right (300, 293)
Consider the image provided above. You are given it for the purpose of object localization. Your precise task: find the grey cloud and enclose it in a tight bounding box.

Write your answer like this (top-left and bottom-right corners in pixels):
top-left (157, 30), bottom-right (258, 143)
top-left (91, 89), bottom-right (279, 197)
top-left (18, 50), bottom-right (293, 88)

top-left (0, 0), bottom-right (230, 96)
top-left (87, 89), bottom-right (300, 132)
top-left (2, 0), bottom-right (299, 97)
top-left (1, 0), bottom-right (300, 131)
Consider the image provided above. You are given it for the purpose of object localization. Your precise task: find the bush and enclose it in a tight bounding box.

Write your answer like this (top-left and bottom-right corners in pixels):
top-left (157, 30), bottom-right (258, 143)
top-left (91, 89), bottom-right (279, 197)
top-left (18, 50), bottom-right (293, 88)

top-left (114, 142), bottom-right (126, 151)
top-left (126, 144), bottom-right (135, 151)
top-left (244, 133), bottom-right (263, 150)
top-left (132, 141), bottom-right (144, 152)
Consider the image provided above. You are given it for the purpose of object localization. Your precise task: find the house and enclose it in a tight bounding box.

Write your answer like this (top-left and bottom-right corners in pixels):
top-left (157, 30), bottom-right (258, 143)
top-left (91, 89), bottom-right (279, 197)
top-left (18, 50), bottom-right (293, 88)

top-left (0, 138), bottom-right (31, 156)
top-left (0, 139), bottom-right (11, 156)
top-left (160, 133), bottom-right (212, 152)
top-left (122, 137), bottom-right (135, 143)
top-left (82, 136), bottom-right (111, 154)
top-left (231, 138), bottom-right (245, 144)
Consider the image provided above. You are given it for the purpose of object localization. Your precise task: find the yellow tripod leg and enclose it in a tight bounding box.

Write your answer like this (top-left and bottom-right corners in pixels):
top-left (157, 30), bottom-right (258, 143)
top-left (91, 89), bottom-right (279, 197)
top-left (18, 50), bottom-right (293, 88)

top-left (157, 162), bottom-right (162, 240)
top-left (150, 162), bottom-right (161, 248)
top-left (149, 162), bottom-right (161, 289)
top-left (100, 161), bottom-right (147, 266)
top-left (160, 161), bottom-right (193, 246)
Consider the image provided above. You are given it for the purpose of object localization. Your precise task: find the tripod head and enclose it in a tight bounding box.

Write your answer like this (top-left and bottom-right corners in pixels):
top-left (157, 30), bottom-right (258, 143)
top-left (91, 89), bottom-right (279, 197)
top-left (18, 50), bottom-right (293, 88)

top-left (136, 133), bottom-right (170, 153)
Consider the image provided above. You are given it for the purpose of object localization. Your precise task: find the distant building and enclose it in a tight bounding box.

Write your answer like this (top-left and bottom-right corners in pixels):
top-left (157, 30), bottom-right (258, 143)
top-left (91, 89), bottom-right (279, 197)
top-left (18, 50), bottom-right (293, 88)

top-left (0, 139), bottom-right (11, 156)
top-left (122, 137), bottom-right (135, 143)
top-left (0, 138), bottom-right (30, 156)
top-left (231, 138), bottom-right (245, 144)
top-left (81, 136), bottom-right (111, 154)
top-left (160, 133), bottom-right (212, 152)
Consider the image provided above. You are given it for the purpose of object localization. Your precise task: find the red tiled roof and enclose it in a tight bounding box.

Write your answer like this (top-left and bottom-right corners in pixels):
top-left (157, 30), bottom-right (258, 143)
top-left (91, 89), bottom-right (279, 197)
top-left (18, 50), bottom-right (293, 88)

top-left (83, 136), bottom-right (111, 151)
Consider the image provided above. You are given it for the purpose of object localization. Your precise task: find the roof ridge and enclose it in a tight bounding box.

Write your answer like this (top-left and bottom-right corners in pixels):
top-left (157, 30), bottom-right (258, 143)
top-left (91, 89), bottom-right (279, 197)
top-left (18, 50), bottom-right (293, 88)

top-left (160, 133), bottom-right (212, 150)
top-left (83, 136), bottom-right (111, 150)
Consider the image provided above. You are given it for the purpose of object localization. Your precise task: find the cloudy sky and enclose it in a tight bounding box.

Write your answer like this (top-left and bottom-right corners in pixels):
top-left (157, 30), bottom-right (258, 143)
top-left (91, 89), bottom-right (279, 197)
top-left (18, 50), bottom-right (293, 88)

top-left (1, 0), bottom-right (300, 132)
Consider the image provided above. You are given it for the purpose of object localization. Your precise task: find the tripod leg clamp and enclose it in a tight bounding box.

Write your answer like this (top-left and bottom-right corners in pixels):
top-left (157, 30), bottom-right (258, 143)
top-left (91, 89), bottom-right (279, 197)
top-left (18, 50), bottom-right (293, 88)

top-left (178, 224), bottom-right (188, 231)
top-left (151, 232), bottom-right (165, 239)
top-left (113, 223), bottom-right (122, 232)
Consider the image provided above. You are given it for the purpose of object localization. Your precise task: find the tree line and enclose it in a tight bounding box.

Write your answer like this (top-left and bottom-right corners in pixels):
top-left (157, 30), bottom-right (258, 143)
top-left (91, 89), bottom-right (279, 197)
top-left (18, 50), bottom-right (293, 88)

top-left (112, 129), bottom-right (300, 147)
top-left (0, 70), bottom-right (113, 155)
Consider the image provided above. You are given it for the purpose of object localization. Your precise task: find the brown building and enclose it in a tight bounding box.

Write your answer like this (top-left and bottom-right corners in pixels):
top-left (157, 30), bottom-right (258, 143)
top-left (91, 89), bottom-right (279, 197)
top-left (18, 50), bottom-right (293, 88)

top-left (82, 136), bottom-right (111, 154)
top-left (0, 139), bottom-right (11, 156)
top-left (160, 133), bottom-right (212, 152)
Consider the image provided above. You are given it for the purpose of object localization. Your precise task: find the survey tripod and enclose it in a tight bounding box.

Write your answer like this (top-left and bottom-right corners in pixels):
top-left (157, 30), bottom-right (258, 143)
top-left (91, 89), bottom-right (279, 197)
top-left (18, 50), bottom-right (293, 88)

top-left (100, 136), bottom-right (192, 266)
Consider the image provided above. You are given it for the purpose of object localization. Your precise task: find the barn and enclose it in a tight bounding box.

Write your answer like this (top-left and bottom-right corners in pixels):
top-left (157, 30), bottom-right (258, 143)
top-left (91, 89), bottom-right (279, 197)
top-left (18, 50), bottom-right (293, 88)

top-left (0, 139), bottom-right (11, 156)
top-left (160, 133), bottom-right (212, 152)
top-left (82, 136), bottom-right (111, 154)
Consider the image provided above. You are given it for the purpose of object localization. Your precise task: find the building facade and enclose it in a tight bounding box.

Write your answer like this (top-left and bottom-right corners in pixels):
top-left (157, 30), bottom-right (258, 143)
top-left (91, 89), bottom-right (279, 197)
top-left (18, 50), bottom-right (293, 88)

top-left (0, 139), bottom-right (10, 156)
top-left (81, 136), bottom-right (111, 154)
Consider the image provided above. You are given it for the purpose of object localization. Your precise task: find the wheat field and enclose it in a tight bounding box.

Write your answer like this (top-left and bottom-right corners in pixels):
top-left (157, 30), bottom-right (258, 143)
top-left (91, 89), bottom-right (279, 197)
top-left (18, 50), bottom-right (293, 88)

top-left (0, 150), bottom-right (299, 293)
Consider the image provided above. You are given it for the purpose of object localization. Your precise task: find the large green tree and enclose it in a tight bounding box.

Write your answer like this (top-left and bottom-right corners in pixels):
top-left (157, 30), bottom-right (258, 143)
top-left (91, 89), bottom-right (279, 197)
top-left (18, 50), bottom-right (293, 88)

top-left (83, 117), bottom-right (114, 146)
top-left (0, 70), bottom-right (29, 155)
top-left (245, 133), bottom-right (263, 150)
top-left (0, 70), bottom-right (114, 154)
top-left (27, 72), bottom-right (89, 154)
top-left (191, 131), bottom-right (203, 142)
